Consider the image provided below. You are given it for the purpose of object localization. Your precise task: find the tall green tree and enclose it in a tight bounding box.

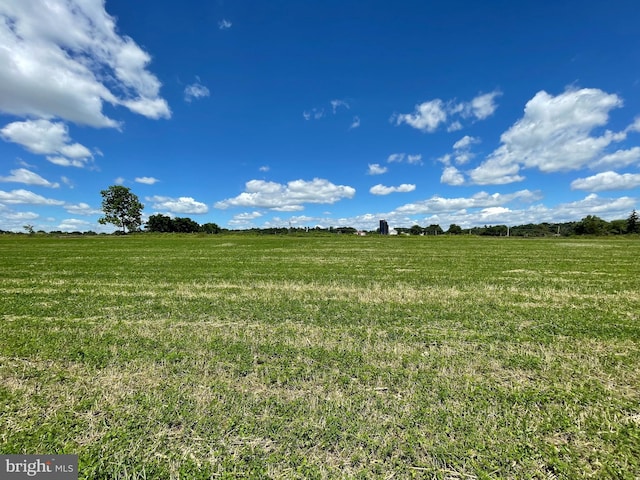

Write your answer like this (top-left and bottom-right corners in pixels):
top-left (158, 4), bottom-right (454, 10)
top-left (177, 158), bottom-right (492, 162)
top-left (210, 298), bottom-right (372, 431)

top-left (447, 224), bottom-right (463, 235)
top-left (575, 215), bottom-right (609, 235)
top-left (201, 222), bottom-right (221, 234)
top-left (627, 209), bottom-right (639, 234)
top-left (146, 214), bottom-right (173, 232)
top-left (99, 186), bottom-right (144, 233)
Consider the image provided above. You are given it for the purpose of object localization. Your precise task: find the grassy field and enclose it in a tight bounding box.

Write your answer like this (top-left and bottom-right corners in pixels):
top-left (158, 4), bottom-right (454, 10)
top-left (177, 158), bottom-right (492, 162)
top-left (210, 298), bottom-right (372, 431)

top-left (1, 234), bottom-right (639, 479)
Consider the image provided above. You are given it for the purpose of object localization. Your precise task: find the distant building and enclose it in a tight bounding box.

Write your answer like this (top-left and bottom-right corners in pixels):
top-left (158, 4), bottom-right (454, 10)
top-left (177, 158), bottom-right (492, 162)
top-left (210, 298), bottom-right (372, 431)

top-left (379, 219), bottom-right (389, 235)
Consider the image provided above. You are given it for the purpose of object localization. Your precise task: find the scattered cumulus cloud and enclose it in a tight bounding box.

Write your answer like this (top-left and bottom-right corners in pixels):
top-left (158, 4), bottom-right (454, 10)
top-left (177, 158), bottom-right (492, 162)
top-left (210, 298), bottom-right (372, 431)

top-left (370, 184), bottom-right (416, 195)
top-left (218, 19), bottom-right (232, 30)
top-left (350, 116), bottom-right (361, 129)
top-left (387, 153), bottom-right (422, 165)
top-left (451, 135), bottom-right (480, 165)
top-left (468, 91), bottom-right (502, 120)
top-left (571, 171), bottom-right (640, 192)
top-left (57, 218), bottom-right (93, 232)
top-left (228, 211), bottom-right (263, 227)
top-left (0, 0), bottom-right (169, 172)
top-left (394, 91), bottom-right (501, 133)
top-left (147, 195), bottom-right (209, 214)
top-left (394, 99), bottom-right (447, 132)
top-left (0, 0), bottom-right (170, 127)
top-left (440, 166), bottom-right (465, 186)
top-left (214, 178), bottom-right (355, 211)
top-left (330, 99), bottom-right (350, 113)
top-left (184, 79), bottom-right (210, 103)
top-left (395, 189), bottom-right (541, 215)
top-left (469, 88), bottom-right (628, 185)
top-left (303, 108), bottom-right (325, 120)
top-left (453, 135), bottom-right (480, 150)
top-left (1, 120), bottom-right (93, 167)
top-left (367, 163), bottom-right (388, 175)
top-left (0, 189), bottom-right (65, 205)
top-left (65, 202), bottom-right (101, 215)
top-left (135, 176), bottom-right (160, 185)
top-left (259, 166), bottom-right (270, 172)
top-left (627, 117), bottom-right (640, 133)
top-left (592, 147), bottom-right (640, 169)
top-left (0, 168), bottom-right (60, 188)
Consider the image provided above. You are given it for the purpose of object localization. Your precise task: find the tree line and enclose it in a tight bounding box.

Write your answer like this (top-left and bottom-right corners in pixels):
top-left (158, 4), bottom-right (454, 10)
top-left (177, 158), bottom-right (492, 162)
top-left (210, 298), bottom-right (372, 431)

top-left (10, 185), bottom-right (637, 236)
top-left (395, 211), bottom-right (639, 236)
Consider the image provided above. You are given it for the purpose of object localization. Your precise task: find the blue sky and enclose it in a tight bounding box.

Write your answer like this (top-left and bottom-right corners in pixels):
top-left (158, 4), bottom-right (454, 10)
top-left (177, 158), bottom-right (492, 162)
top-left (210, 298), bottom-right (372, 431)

top-left (1, 0), bottom-right (639, 232)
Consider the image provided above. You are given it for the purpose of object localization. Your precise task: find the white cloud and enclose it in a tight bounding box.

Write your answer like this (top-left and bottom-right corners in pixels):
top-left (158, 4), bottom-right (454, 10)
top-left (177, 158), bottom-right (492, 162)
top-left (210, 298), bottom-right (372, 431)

top-left (57, 218), bottom-right (93, 232)
top-left (369, 184), bottom-right (416, 195)
top-left (394, 99), bottom-right (447, 132)
top-left (65, 202), bottom-right (101, 215)
top-left (571, 171), bottom-right (640, 192)
top-left (552, 193), bottom-right (636, 220)
top-left (626, 117), bottom-right (640, 133)
top-left (447, 121), bottom-right (463, 132)
top-left (387, 153), bottom-right (422, 165)
top-left (0, 168), bottom-right (59, 188)
top-left (468, 91), bottom-right (502, 120)
top-left (0, 189), bottom-right (65, 205)
top-left (135, 176), bottom-right (160, 185)
top-left (303, 108), bottom-right (325, 120)
top-left (235, 211), bottom-right (263, 220)
top-left (218, 19), bottom-right (232, 30)
top-left (367, 163), bottom-right (388, 175)
top-left (228, 211), bottom-right (263, 227)
top-left (469, 88), bottom-right (626, 185)
top-left (395, 190), bottom-right (541, 215)
top-left (440, 166), bottom-right (465, 186)
top-left (259, 166), bottom-right (270, 172)
top-left (0, 0), bottom-right (170, 126)
top-left (46, 156), bottom-right (88, 168)
top-left (330, 99), bottom-right (350, 113)
top-left (1, 120), bottom-right (93, 167)
top-left (61, 176), bottom-right (74, 188)
top-left (452, 135), bottom-right (480, 165)
top-left (395, 91), bottom-right (501, 133)
top-left (592, 147), bottom-right (640, 169)
top-left (184, 81), bottom-right (210, 103)
top-left (244, 191), bottom-right (636, 232)
top-left (453, 135), bottom-right (480, 150)
top-left (4, 211), bottom-right (39, 221)
top-left (350, 116), bottom-right (361, 129)
top-left (214, 178), bottom-right (356, 210)
top-left (147, 196), bottom-right (209, 214)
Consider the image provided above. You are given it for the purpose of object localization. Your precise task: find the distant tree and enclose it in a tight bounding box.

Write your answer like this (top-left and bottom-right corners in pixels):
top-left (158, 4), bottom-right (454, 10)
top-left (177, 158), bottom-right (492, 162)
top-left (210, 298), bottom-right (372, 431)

top-left (201, 222), bottom-right (221, 234)
top-left (23, 224), bottom-right (34, 235)
top-left (425, 224), bottom-right (443, 235)
top-left (447, 224), bottom-right (463, 235)
top-left (575, 215), bottom-right (609, 235)
top-left (334, 226), bottom-right (357, 234)
top-left (146, 214), bottom-right (174, 233)
top-left (172, 217), bottom-right (200, 233)
top-left (609, 219), bottom-right (627, 235)
top-left (410, 224), bottom-right (424, 235)
top-left (627, 209), bottom-right (639, 234)
top-left (99, 185), bottom-right (144, 233)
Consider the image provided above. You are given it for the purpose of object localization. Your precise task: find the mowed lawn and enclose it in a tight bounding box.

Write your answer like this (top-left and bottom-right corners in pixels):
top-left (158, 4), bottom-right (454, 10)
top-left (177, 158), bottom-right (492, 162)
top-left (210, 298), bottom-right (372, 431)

top-left (1, 234), bottom-right (639, 479)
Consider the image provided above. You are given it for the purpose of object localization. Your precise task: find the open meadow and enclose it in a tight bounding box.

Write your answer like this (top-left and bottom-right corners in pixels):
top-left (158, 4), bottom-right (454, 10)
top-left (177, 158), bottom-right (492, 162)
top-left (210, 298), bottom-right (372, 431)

top-left (1, 234), bottom-right (639, 479)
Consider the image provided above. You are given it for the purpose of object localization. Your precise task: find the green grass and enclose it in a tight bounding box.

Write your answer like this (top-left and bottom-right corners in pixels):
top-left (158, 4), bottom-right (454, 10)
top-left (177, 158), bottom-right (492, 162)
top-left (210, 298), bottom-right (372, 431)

top-left (1, 234), bottom-right (639, 478)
